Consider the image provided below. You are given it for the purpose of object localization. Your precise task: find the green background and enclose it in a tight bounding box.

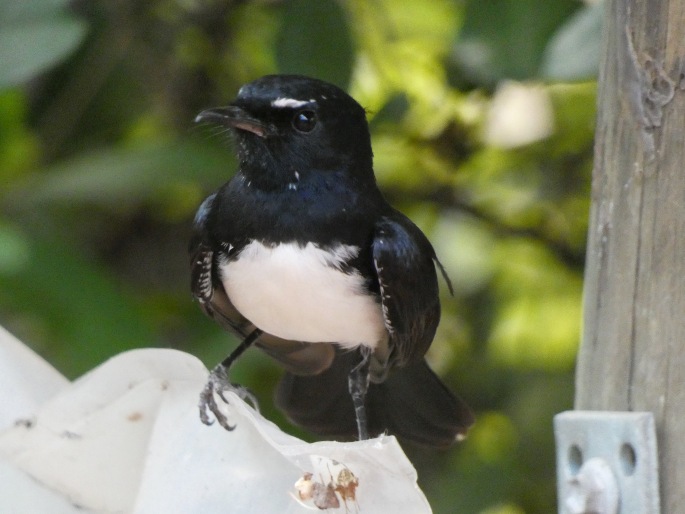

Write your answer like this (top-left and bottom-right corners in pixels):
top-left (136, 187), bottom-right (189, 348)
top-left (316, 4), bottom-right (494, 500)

top-left (0, 0), bottom-right (603, 512)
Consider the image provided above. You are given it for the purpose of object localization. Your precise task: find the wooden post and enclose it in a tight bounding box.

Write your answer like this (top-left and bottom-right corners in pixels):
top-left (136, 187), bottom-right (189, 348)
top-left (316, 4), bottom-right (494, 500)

top-left (576, 0), bottom-right (685, 510)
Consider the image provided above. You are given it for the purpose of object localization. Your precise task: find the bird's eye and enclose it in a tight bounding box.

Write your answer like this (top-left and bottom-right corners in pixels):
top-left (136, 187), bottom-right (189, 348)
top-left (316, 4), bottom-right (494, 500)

top-left (292, 110), bottom-right (317, 133)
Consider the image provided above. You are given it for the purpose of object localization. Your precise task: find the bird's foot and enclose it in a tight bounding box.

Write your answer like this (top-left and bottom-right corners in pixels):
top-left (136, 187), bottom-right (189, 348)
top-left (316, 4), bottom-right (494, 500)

top-left (198, 366), bottom-right (259, 431)
top-left (348, 347), bottom-right (372, 441)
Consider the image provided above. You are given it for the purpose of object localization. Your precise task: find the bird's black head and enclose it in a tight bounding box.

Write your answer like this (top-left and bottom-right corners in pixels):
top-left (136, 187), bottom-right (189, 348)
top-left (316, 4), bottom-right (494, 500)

top-left (195, 75), bottom-right (375, 191)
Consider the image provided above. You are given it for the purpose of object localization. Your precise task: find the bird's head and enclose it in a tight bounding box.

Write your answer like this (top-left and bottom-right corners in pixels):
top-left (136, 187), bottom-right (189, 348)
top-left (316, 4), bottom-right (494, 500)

top-left (195, 75), bottom-right (375, 190)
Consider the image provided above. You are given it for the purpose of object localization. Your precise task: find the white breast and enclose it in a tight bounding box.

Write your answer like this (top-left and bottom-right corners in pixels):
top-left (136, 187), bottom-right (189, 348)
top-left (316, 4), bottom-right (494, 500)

top-left (219, 241), bottom-right (387, 350)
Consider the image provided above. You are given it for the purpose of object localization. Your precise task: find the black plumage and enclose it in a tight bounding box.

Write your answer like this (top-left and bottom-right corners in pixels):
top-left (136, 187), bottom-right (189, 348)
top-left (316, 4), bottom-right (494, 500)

top-left (190, 74), bottom-right (474, 447)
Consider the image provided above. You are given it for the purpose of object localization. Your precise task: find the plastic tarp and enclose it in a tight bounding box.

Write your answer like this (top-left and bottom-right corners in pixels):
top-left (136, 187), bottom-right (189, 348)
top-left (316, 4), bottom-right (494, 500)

top-left (0, 326), bottom-right (432, 513)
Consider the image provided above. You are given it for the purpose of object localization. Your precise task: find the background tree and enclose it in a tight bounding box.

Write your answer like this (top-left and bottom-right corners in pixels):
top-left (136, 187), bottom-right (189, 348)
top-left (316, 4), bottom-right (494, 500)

top-left (0, 0), bottom-right (602, 512)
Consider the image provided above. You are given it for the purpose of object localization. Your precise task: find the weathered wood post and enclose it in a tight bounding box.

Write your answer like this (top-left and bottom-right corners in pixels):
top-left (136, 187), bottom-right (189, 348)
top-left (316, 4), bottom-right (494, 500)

top-left (574, 0), bottom-right (685, 510)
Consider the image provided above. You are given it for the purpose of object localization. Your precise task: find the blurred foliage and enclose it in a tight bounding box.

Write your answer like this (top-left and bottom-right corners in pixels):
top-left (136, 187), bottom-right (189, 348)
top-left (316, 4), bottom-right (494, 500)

top-left (0, 0), bottom-right (602, 512)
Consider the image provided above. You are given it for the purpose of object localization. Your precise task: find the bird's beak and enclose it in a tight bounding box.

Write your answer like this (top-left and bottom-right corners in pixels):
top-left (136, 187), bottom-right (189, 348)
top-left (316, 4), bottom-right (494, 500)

top-left (194, 106), bottom-right (274, 138)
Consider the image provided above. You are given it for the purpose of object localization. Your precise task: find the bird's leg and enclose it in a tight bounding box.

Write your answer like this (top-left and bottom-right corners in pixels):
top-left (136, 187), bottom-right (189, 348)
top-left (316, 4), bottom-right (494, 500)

top-left (348, 346), bottom-right (372, 441)
top-left (199, 328), bottom-right (263, 430)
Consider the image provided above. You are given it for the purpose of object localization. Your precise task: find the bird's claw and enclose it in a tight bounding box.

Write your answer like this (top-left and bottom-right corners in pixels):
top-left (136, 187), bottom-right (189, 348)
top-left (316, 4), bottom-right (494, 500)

top-left (198, 370), bottom-right (259, 431)
top-left (199, 379), bottom-right (235, 430)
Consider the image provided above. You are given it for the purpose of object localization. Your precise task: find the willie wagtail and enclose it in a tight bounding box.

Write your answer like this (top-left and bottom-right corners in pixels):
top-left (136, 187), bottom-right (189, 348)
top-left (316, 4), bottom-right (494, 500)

top-left (190, 75), bottom-right (474, 447)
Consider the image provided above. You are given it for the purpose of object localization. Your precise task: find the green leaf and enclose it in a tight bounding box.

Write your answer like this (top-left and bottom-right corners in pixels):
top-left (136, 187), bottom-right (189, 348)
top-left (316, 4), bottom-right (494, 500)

top-left (275, 0), bottom-right (355, 89)
top-left (488, 239), bottom-right (582, 371)
top-left (0, 16), bottom-right (87, 89)
top-left (0, 235), bottom-right (156, 377)
top-left (0, 0), bottom-right (75, 23)
top-left (0, 221), bottom-right (30, 275)
top-left (7, 141), bottom-right (235, 213)
top-left (451, 0), bottom-right (580, 86)
top-left (540, 1), bottom-right (604, 81)
top-left (0, 89), bottom-right (41, 180)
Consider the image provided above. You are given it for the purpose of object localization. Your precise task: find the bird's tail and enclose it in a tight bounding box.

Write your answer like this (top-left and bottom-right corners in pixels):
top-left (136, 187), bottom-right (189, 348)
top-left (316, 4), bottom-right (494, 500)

top-left (274, 349), bottom-right (474, 448)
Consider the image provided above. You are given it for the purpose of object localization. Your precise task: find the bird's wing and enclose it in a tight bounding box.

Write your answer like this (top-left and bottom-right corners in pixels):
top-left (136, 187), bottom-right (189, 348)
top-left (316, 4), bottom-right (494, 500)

top-left (190, 193), bottom-right (248, 335)
top-left (190, 193), bottom-right (334, 375)
top-left (371, 213), bottom-right (447, 366)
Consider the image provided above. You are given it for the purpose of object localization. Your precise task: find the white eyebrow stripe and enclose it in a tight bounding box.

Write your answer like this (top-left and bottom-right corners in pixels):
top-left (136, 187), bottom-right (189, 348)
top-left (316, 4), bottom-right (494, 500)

top-left (271, 97), bottom-right (316, 108)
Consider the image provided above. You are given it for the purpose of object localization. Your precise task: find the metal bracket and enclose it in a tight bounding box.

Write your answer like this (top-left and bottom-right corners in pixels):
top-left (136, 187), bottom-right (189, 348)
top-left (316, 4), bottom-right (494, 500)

top-left (555, 411), bottom-right (660, 514)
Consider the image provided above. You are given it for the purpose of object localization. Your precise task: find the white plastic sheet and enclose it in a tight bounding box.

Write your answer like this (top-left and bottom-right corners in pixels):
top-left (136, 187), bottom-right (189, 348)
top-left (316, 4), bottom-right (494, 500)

top-left (0, 327), bottom-right (432, 513)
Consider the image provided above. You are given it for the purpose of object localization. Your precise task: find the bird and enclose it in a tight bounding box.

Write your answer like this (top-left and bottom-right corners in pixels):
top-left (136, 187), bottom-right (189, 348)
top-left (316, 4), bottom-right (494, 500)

top-left (190, 74), bottom-right (474, 447)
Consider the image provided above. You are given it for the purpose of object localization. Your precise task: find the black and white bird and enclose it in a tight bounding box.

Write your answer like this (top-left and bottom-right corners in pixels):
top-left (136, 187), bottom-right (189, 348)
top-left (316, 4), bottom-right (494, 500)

top-left (190, 75), bottom-right (474, 447)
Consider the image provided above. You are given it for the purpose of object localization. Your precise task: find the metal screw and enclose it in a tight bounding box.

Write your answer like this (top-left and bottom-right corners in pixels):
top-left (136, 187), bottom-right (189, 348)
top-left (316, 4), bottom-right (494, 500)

top-left (565, 457), bottom-right (619, 514)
